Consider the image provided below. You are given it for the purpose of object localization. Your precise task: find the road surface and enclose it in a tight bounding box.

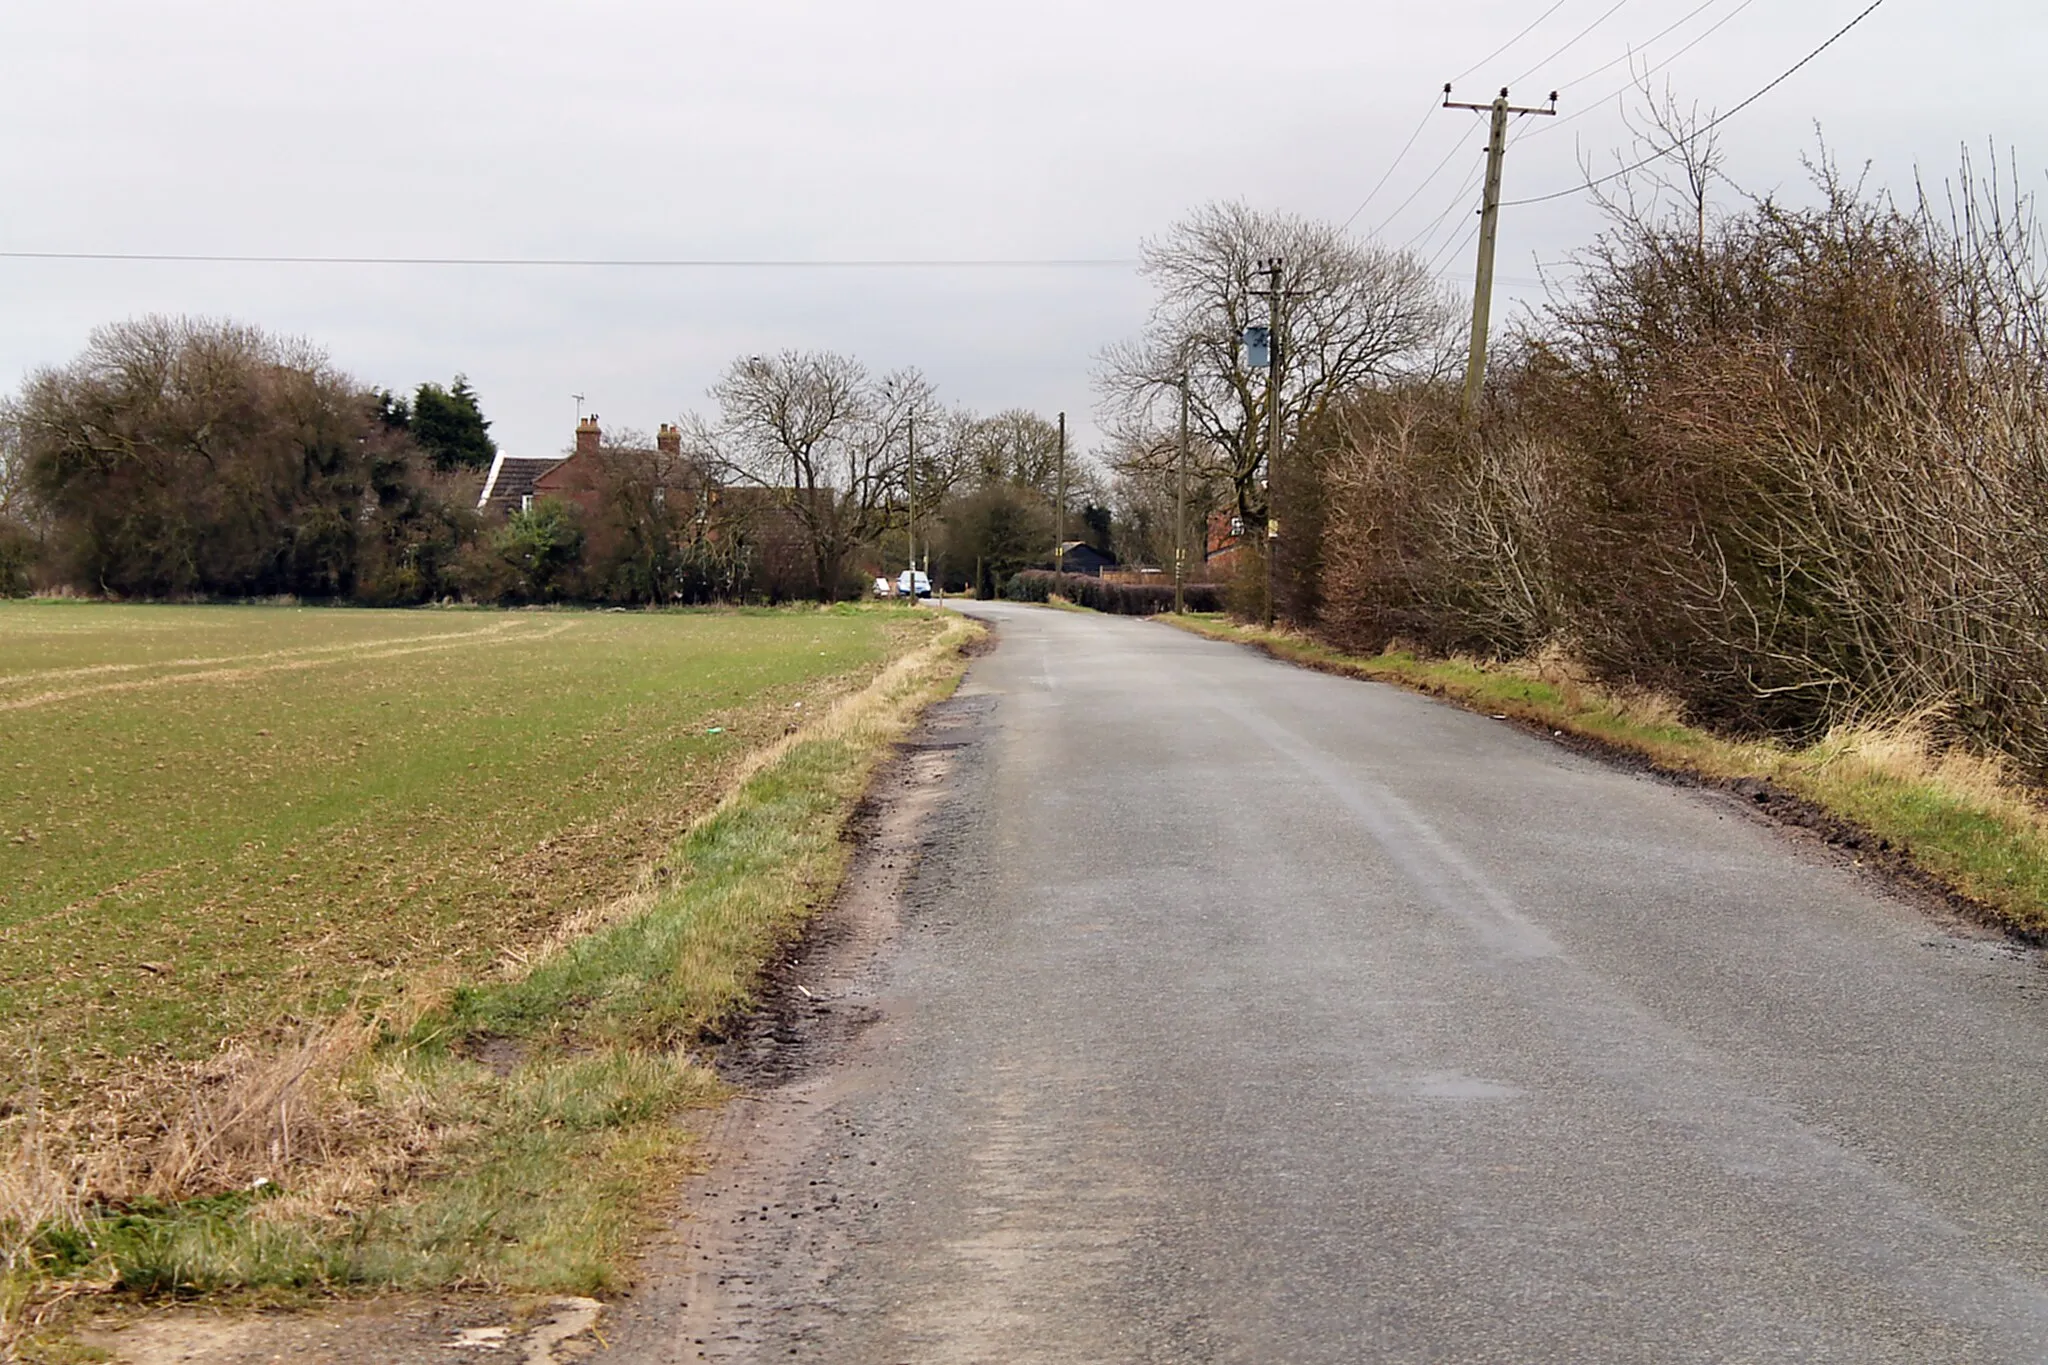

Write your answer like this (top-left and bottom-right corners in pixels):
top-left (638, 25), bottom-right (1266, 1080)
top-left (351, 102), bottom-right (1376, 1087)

top-left (609, 601), bottom-right (2048, 1363)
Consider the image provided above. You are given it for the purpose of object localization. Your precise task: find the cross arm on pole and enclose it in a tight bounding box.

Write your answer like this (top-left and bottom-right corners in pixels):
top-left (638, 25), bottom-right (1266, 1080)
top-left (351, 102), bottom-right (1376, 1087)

top-left (1442, 84), bottom-right (1558, 117)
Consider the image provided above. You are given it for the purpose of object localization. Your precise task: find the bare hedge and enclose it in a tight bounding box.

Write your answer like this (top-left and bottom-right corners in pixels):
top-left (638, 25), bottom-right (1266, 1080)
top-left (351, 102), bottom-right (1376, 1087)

top-left (1312, 154), bottom-right (2048, 776)
top-left (1005, 570), bottom-right (1227, 615)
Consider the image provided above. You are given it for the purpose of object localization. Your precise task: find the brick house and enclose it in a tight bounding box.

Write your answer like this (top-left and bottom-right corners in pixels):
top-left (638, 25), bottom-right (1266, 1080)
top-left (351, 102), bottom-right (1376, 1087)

top-left (474, 415), bottom-right (830, 598)
top-left (1203, 509), bottom-right (1252, 577)
top-left (476, 417), bottom-right (705, 520)
top-left (475, 453), bottom-right (566, 518)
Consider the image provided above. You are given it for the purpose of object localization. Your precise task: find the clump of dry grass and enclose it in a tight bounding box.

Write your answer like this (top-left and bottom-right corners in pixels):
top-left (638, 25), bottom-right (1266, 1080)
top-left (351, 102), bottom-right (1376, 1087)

top-left (144, 1016), bottom-right (379, 1202)
top-left (1809, 720), bottom-right (2035, 818)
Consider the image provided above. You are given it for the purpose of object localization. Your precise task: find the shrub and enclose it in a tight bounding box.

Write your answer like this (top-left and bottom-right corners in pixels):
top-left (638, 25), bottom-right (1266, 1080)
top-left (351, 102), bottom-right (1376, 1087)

top-left (1312, 147), bottom-right (2048, 778)
top-left (0, 519), bottom-right (38, 597)
top-left (1004, 571), bottom-right (1224, 615)
top-left (456, 497), bottom-right (585, 605)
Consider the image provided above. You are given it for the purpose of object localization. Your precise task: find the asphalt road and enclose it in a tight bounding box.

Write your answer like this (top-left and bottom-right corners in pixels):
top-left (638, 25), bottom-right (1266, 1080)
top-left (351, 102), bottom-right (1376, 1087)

top-left (627, 601), bottom-right (2048, 1363)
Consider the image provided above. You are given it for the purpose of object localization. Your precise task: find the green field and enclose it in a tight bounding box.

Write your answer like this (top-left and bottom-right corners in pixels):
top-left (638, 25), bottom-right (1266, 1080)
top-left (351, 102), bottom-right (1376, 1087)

top-left (0, 602), bottom-right (935, 1105)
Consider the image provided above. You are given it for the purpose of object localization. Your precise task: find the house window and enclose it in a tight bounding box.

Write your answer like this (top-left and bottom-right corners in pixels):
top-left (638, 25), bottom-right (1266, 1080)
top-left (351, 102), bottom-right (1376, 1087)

top-left (521, 494), bottom-right (533, 512)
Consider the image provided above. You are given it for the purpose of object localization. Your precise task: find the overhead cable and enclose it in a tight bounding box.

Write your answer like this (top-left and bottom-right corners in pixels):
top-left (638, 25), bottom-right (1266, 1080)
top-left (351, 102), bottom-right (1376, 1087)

top-left (1341, 95), bottom-right (1443, 231)
top-left (1503, 0), bottom-right (1889, 206)
top-left (0, 251), bottom-right (1141, 270)
top-left (1550, 0), bottom-right (1731, 95)
top-left (1450, 0), bottom-right (1574, 83)
top-left (1371, 118), bottom-right (1488, 239)
top-left (1510, 0), bottom-right (1639, 86)
top-left (1527, 0), bottom-right (1763, 141)
top-left (1401, 159), bottom-right (1490, 256)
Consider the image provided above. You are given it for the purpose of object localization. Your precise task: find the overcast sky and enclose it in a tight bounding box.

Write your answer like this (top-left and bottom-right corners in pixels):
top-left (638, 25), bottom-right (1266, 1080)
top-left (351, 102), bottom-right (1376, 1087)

top-left (3, 0), bottom-right (2040, 460)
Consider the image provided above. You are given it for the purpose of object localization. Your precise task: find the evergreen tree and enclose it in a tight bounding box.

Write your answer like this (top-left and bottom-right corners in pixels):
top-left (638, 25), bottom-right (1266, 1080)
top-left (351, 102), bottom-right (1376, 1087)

top-left (373, 389), bottom-right (411, 431)
top-left (411, 375), bottom-right (497, 472)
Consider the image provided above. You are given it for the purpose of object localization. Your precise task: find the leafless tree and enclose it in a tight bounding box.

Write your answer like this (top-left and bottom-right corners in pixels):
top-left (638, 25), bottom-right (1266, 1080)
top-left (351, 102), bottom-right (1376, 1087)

top-left (704, 351), bottom-right (938, 600)
top-left (1096, 201), bottom-right (1456, 529)
top-left (948, 408), bottom-right (1066, 496)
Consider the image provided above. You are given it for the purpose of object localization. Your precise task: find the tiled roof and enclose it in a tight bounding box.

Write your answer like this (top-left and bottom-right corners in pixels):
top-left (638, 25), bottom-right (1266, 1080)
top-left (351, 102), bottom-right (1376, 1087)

top-left (476, 453), bottom-right (566, 517)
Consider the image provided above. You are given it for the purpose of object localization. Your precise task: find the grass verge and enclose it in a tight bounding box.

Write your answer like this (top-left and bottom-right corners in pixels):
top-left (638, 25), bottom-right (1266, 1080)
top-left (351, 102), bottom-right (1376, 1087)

top-left (3, 610), bottom-right (981, 1353)
top-left (1165, 614), bottom-right (2048, 940)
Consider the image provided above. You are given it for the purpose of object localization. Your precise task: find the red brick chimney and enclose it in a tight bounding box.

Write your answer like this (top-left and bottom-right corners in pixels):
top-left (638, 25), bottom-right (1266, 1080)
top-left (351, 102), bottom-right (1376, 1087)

top-left (657, 422), bottom-right (681, 457)
top-left (575, 415), bottom-right (601, 459)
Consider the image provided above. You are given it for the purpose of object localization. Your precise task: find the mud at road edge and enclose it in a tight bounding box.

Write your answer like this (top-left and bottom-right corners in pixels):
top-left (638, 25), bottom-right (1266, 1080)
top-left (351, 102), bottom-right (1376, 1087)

top-left (591, 691), bottom-right (988, 1363)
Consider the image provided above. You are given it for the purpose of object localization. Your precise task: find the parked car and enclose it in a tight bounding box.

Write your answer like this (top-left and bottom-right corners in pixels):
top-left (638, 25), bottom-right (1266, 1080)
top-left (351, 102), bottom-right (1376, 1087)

top-left (897, 569), bottom-right (932, 599)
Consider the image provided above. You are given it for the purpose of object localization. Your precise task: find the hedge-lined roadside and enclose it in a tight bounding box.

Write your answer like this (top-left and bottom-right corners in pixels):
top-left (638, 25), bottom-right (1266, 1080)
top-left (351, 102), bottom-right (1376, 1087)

top-left (1005, 570), bottom-right (1227, 615)
top-left (1166, 614), bottom-right (2048, 941)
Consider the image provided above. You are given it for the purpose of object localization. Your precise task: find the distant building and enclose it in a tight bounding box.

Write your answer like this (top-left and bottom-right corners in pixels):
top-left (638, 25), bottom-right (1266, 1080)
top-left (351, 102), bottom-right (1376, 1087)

top-left (1204, 510), bottom-right (1251, 576)
top-left (476, 453), bottom-right (567, 518)
top-left (469, 414), bottom-right (865, 599)
top-left (475, 417), bottom-right (702, 520)
top-left (531, 418), bottom-right (704, 520)
top-left (1057, 541), bottom-right (1118, 577)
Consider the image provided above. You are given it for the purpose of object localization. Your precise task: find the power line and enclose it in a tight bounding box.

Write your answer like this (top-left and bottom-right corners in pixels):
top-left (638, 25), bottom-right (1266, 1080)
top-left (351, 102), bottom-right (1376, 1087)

top-left (1345, 0), bottom-right (1592, 240)
top-left (1551, 0), bottom-right (1731, 95)
top-left (1372, 116), bottom-right (1489, 239)
top-left (1402, 157), bottom-right (1489, 255)
top-left (0, 250), bottom-right (1141, 269)
top-left (1451, 0), bottom-right (1573, 83)
top-left (1429, 213), bottom-right (1486, 278)
top-left (1407, 115), bottom-right (1540, 260)
top-left (1526, 0), bottom-right (1763, 141)
top-left (1504, 0), bottom-right (1889, 206)
top-left (1510, 0), bottom-right (1639, 86)
top-left (1341, 94), bottom-right (1442, 231)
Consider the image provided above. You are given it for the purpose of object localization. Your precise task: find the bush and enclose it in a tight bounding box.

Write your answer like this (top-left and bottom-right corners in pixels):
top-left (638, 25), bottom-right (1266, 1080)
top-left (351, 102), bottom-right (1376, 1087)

top-left (0, 518), bottom-right (39, 596)
top-left (1004, 571), bottom-right (1225, 615)
top-left (456, 497), bottom-right (585, 605)
top-left (1311, 147), bottom-right (2048, 778)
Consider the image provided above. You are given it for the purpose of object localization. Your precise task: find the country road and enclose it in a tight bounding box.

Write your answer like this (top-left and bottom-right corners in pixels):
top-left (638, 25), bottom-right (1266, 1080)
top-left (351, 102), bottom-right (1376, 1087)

top-left (607, 601), bottom-right (2048, 1364)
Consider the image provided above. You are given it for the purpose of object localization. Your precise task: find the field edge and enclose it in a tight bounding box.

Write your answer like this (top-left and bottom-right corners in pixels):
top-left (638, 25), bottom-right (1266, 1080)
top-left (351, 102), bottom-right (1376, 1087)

top-left (6, 609), bottom-right (985, 1356)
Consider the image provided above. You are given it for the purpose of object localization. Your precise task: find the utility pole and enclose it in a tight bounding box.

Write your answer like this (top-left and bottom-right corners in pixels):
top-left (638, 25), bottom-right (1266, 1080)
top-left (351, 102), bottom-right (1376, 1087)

top-left (1251, 257), bottom-right (1293, 627)
top-left (1442, 84), bottom-right (1556, 421)
top-left (1174, 364), bottom-right (1190, 614)
top-left (1054, 410), bottom-right (1067, 576)
top-left (906, 411), bottom-right (916, 588)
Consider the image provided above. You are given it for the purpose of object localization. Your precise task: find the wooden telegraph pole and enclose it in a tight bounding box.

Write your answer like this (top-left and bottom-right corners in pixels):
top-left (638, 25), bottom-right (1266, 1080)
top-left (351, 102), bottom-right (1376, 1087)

top-left (906, 411), bottom-right (916, 587)
top-left (1442, 85), bottom-right (1556, 421)
top-left (1053, 411), bottom-right (1067, 575)
top-left (1251, 258), bottom-right (1307, 627)
top-left (1174, 365), bottom-right (1190, 614)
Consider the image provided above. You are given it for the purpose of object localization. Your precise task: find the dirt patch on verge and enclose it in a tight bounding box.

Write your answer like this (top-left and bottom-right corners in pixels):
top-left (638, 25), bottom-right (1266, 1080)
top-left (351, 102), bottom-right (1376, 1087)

top-left (591, 693), bottom-right (987, 1362)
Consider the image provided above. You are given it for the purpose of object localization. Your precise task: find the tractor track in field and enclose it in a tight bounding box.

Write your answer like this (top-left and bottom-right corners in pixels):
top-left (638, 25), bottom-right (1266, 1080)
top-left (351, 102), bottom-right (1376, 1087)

top-left (0, 620), bottom-right (573, 712)
top-left (0, 620), bottom-right (529, 689)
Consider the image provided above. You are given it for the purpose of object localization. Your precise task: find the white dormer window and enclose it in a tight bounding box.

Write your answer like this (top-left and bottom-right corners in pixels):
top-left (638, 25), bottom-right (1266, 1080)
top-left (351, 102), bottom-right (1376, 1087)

top-left (521, 494), bottom-right (533, 512)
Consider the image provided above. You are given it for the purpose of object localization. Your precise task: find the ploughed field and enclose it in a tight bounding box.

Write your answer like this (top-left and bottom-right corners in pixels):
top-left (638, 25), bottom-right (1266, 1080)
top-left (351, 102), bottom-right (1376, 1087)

top-left (0, 602), bottom-right (931, 1110)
